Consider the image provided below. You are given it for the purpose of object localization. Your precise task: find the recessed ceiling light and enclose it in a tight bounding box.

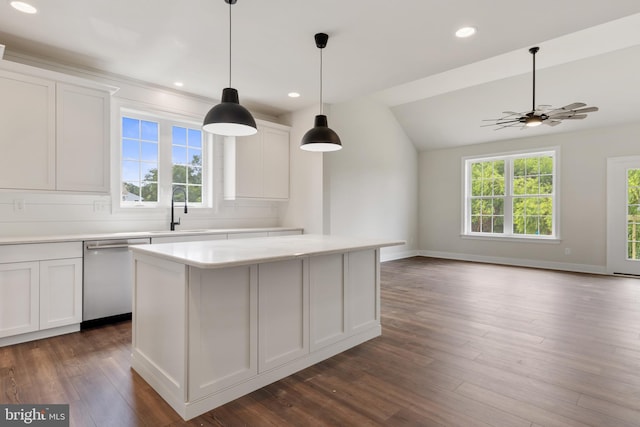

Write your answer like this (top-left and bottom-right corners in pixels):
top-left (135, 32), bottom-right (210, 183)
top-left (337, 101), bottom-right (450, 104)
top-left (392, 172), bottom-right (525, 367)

top-left (288, 92), bottom-right (300, 98)
top-left (10, 1), bottom-right (37, 14)
top-left (455, 26), bottom-right (476, 38)
top-left (174, 81), bottom-right (184, 87)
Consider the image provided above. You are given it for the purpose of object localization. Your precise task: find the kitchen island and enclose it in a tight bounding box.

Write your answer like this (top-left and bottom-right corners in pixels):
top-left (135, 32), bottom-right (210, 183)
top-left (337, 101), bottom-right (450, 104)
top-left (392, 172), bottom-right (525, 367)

top-left (130, 234), bottom-right (403, 420)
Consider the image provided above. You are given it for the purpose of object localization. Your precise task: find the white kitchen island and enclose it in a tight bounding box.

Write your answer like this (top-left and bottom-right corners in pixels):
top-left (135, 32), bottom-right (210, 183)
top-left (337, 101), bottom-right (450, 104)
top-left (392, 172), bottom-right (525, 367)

top-left (129, 234), bottom-right (403, 420)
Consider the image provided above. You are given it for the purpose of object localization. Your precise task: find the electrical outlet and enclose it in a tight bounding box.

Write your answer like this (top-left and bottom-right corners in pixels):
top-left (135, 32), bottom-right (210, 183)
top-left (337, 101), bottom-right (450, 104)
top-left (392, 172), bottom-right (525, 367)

top-left (564, 248), bottom-right (571, 255)
top-left (13, 199), bottom-right (25, 212)
top-left (93, 201), bottom-right (106, 212)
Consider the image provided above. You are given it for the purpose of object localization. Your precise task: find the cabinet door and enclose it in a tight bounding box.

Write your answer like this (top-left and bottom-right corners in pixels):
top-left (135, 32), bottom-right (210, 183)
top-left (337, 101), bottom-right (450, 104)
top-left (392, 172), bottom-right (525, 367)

top-left (56, 83), bottom-right (110, 192)
top-left (188, 265), bottom-right (258, 399)
top-left (235, 132), bottom-right (262, 198)
top-left (309, 254), bottom-right (347, 351)
top-left (39, 258), bottom-right (82, 330)
top-left (262, 127), bottom-right (289, 199)
top-left (348, 250), bottom-right (379, 334)
top-left (258, 258), bottom-right (308, 372)
top-left (0, 262), bottom-right (39, 338)
top-left (0, 71), bottom-right (55, 190)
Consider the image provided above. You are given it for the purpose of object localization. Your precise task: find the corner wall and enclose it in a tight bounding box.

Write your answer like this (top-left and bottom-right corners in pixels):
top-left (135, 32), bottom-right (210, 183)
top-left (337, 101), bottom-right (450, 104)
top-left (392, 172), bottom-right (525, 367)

top-left (326, 96), bottom-right (419, 260)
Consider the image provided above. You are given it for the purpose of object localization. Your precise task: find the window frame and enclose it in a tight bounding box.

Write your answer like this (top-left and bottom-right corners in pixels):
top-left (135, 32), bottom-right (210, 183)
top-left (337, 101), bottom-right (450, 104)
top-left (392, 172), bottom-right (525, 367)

top-left (119, 108), bottom-right (210, 209)
top-left (462, 148), bottom-right (559, 240)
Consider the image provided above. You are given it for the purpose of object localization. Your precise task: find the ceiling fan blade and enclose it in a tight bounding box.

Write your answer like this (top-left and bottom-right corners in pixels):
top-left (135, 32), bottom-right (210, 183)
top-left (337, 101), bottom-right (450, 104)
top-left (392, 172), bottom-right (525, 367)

top-left (562, 114), bottom-right (588, 120)
top-left (543, 120), bottom-right (562, 126)
top-left (573, 106), bottom-right (599, 114)
top-left (559, 102), bottom-right (586, 111)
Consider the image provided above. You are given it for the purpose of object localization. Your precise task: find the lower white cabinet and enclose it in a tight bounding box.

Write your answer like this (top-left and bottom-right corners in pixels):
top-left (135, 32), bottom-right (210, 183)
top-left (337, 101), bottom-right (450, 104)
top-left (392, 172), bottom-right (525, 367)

top-left (258, 258), bottom-right (309, 372)
top-left (309, 250), bottom-right (379, 350)
top-left (39, 258), bottom-right (83, 330)
top-left (0, 242), bottom-right (83, 345)
top-left (188, 265), bottom-right (258, 400)
top-left (0, 262), bottom-right (39, 338)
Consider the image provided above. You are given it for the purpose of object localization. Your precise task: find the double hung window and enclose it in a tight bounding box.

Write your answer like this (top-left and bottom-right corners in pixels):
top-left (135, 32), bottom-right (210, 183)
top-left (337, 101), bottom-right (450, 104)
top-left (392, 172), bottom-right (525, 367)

top-left (464, 150), bottom-right (557, 238)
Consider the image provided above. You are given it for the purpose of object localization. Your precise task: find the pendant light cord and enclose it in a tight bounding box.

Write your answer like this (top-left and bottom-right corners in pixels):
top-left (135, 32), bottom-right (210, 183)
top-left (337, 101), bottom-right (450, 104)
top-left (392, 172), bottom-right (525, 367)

top-left (228, 1), bottom-right (232, 88)
top-left (319, 46), bottom-right (323, 115)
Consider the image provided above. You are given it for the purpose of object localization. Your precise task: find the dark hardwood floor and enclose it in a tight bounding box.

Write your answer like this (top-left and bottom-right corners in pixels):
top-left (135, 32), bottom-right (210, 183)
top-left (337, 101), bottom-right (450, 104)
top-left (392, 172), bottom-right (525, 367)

top-left (3, 257), bottom-right (640, 426)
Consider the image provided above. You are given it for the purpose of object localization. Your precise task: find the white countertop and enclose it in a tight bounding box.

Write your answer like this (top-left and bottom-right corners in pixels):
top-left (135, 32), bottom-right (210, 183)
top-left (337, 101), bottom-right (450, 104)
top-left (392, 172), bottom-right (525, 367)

top-left (130, 234), bottom-right (404, 268)
top-left (0, 227), bottom-right (302, 245)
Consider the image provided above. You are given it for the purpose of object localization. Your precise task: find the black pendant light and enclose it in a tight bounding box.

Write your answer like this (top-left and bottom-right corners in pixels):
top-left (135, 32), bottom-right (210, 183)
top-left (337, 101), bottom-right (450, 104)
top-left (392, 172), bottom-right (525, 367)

top-left (203, 0), bottom-right (257, 137)
top-left (300, 33), bottom-right (342, 152)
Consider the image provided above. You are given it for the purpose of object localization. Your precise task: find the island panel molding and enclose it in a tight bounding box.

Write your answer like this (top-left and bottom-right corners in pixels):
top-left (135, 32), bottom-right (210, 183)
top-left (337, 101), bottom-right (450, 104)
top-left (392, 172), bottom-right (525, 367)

top-left (130, 234), bottom-right (402, 420)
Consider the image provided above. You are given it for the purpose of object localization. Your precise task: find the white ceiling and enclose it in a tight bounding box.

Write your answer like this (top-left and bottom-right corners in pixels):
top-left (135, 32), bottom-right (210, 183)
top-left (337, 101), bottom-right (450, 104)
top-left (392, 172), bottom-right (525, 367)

top-left (1, 0), bottom-right (640, 151)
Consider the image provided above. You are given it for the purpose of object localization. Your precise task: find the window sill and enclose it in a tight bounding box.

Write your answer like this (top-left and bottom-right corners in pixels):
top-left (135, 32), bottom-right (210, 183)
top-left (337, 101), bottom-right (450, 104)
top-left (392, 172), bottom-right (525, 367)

top-left (460, 234), bottom-right (560, 244)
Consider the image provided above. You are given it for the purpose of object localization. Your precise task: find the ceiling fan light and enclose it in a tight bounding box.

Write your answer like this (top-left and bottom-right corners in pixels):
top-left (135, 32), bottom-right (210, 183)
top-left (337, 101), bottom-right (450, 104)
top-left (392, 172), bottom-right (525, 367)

top-left (301, 115), bottom-right (342, 152)
top-left (203, 87), bottom-right (257, 136)
top-left (525, 116), bottom-right (543, 127)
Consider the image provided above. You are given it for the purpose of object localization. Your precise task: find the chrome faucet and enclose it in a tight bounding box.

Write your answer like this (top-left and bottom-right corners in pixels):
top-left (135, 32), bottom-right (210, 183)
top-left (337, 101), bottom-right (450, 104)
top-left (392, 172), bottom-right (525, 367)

top-left (170, 187), bottom-right (188, 231)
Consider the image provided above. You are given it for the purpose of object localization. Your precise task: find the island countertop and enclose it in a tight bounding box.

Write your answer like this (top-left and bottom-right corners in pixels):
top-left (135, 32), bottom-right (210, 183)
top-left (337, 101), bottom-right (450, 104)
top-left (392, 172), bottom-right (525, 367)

top-left (130, 234), bottom-right (404, 268)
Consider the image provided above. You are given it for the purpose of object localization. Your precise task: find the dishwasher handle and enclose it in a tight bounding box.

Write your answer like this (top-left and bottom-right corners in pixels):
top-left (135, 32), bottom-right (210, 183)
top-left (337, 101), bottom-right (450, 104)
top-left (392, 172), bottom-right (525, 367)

top-left (85, 242), bottom-right (149, 250)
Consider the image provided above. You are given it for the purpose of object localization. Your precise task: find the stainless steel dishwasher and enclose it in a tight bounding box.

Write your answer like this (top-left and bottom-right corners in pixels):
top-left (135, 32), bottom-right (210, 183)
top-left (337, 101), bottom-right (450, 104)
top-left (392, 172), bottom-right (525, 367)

top-left (83, 238), bottom-right (150, 326)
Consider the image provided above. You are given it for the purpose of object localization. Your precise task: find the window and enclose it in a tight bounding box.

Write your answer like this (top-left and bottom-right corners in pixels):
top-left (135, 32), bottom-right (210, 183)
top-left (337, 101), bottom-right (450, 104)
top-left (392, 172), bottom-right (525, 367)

top-left (120, 111), bottom-right (206, 207)
top-left (171, 126), bottom-right (202, 203)
top-left (121, 117), bottom-right (159, 203)
top-left (627, 169), bottom-right (640, 259)
top-left (464, 150), bottom-right (557, 238)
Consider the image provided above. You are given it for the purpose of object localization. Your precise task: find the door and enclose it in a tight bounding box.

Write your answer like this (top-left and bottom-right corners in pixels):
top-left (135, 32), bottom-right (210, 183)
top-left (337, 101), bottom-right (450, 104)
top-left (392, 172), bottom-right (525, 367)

top-left (607, 156), bottom-right (640, 275)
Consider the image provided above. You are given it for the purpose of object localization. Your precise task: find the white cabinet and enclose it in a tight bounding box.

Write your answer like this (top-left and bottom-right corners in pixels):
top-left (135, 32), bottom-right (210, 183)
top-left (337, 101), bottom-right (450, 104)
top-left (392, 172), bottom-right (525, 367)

top-left (224, 121), bottom-right (290, 200)
top-left (0, 262), bottom-right (40, 338)
top-left (258, 258), bottom-right (308, 372)
top-left (39, 258), bottom-right (83, 330)
top-left (0, 63), bottom-right (111, 193)
top-left (0, 70), bottom-right (56, 190)
top-left (188, 265), bottom-right (258, 399)
top-left (56, 83), bottom-right (110, 192)
top-left (0, 242), bottom-right (83, 346)
top-left (347, 250), bottom-right (379, 334)
top-left (309, 254), bottom-right (347, 351)
top-left (309, 249), bottom-right (379, 350)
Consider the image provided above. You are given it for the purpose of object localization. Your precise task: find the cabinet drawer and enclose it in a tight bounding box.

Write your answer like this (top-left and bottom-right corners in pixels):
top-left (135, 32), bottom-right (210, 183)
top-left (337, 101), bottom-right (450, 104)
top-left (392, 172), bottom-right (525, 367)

top-left (0, 242), bottom-right (82, 263)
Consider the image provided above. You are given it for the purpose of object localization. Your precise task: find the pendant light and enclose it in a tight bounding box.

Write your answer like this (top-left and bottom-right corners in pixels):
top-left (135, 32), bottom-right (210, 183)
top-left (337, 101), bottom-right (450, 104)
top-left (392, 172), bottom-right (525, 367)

top-left (203, 0), bottom-right (257, 137)
top-left (300, 33), bottom-right (342, 152)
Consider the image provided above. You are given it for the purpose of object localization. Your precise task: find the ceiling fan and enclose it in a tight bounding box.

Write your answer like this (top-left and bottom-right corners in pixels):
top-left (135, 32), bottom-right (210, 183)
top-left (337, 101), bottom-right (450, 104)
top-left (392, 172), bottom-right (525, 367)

top-left (483, 46), bottom-right (598, 129)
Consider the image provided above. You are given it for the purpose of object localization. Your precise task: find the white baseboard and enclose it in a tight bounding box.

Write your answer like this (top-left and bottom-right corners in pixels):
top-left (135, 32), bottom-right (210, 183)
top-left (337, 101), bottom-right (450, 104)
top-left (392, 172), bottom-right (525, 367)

top-left (381, 249), bottom-right (419, 262)
top-left (418, 250), bottom-right (607, 275)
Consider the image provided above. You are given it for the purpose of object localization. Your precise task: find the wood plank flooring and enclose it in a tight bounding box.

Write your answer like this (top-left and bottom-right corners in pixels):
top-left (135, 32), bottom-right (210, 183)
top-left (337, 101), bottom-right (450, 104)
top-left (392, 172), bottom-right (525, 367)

top-left (3, 257), bottom-right (640, 426)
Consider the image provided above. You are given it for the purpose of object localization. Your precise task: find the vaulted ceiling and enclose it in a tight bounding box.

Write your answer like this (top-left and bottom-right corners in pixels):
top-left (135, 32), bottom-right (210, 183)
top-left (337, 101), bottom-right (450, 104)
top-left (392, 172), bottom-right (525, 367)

top-left (1, 1), bottom-right (640, 150)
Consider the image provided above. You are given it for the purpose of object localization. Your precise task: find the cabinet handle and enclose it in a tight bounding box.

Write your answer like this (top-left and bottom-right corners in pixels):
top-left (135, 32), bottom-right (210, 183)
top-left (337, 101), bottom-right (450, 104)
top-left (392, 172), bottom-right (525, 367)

top-left (85, 242), bottom-right (149, 250)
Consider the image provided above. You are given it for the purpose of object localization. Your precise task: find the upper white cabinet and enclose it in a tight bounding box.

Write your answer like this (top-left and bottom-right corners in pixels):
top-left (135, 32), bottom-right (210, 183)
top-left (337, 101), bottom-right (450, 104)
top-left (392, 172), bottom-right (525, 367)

top-left (56, 83), bottom-right (110, 192)
top-left (0, 70), bottom-right (56, 190)
top-left (224, 121), bottom-right (290, 201)
top-left (0, 62), bottom-right (112, 193)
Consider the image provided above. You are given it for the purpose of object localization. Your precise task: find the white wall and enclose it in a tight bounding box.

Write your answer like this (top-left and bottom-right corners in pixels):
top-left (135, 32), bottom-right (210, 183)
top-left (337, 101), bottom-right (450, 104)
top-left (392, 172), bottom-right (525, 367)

top-left (326, 96), bottom-right (419, 260)
top-left (419, 121), bottom-right (640, 273)
top-left (278, 105), bottom-right (324, 234)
